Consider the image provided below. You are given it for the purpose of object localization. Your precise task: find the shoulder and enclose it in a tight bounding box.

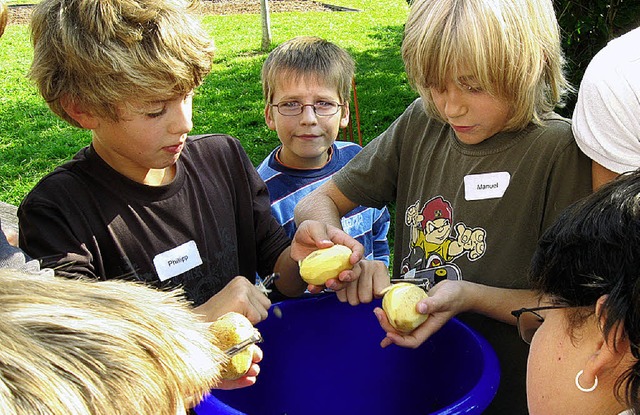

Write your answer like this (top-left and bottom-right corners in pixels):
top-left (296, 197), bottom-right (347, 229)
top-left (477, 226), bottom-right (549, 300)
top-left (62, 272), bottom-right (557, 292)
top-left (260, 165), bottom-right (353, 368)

top-left (334, 141), bottom-right (361, 150)
top-left (539, 111), bottom-right (570, 124)
top-left (185, 134), bottom-right (250, 164)
top-left (509, 113), bottom-right (581, 160)
top-left (530, 113), bottom-right (573, 143)
top-left (187, 134), bottom-right (243, 152)
top-left (370, 97), bottom-right (439, 147)
top-left (334, 141), bottom-right (362, 155)
top-left (524, 114), bottom-right (590, 170)
top-left (21, 147), bottom-right (94, 203)
top-left (401, 97), bottom-right (428, 119)
top-left (393, 97), bottom-right (442, 136)
top-left (256, 148), bottom-right (279, 179)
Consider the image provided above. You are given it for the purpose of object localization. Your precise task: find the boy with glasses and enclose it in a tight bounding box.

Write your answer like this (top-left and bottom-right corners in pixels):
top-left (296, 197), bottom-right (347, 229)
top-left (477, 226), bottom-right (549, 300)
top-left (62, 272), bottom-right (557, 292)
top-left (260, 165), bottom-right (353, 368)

top-left (258, 36), bottom-right (391, 272)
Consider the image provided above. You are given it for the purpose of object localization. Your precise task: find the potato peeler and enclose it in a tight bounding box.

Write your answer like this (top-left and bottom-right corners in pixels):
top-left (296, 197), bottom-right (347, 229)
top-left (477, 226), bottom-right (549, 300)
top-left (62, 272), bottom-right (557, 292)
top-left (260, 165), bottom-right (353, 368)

top-left (224, 329), bottom-right (263, 357)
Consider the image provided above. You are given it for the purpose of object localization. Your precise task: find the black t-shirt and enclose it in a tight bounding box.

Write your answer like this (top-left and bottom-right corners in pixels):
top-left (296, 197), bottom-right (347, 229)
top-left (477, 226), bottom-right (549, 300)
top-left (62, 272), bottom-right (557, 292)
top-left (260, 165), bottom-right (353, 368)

top-left (19, 134), bottom-right (291, 306)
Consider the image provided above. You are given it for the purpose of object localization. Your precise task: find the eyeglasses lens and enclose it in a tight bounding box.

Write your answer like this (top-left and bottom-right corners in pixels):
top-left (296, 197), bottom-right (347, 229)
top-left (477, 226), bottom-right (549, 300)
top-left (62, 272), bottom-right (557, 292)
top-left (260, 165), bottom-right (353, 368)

top-left (275, 101), bottom-right (340, 116)
top-left (517, 311), bottom-right (544, 344)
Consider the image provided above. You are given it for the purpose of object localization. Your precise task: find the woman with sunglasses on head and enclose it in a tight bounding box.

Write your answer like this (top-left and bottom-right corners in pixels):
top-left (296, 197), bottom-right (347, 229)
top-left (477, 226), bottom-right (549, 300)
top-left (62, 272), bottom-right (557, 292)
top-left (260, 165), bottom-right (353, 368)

top-left (511, 169), bottom-right (640, 415)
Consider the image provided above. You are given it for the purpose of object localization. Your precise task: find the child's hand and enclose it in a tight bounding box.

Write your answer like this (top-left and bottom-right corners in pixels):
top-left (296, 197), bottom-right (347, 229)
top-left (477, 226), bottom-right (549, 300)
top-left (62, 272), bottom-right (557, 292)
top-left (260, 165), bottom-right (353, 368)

top-left (291, 220), bottom-right (364, 260)
top-left (193, 276), bottom-right (271, 324)
top-left (215, 344), bottom-right (263, 390)
top-left (291, 220), bottom-right (364, 292)
top-left (335, 259), bottom-right (391, 305)
top-left (373, 279), bottom-right (468, 348)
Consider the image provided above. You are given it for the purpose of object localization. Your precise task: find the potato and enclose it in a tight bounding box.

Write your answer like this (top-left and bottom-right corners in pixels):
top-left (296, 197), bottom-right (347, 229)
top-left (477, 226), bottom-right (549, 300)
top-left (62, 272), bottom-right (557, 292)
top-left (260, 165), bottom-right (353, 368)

top-left (209, 312), bottom-right (259, 380)
top-left (299, 244), bottom-right (353, 286)
top-left (381, 283), bottom-right (429, 333)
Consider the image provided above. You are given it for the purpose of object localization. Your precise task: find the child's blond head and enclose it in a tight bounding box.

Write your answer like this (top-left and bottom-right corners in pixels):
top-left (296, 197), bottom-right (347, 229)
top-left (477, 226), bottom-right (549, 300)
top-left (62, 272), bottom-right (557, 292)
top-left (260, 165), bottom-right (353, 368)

top-left (402, 0), bottom-right (570, 130)
top-left (262, 36), bottom-right (355, 105)
top-left (28, 0), bottom-right (215, 127)
top-left (0, 269), bottom-right (225, 415)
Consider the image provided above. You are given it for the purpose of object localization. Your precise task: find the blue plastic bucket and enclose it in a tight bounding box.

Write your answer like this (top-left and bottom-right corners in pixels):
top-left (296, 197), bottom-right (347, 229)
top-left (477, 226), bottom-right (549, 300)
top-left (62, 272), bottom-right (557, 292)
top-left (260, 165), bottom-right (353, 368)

top-left (194, 293), bottom-right (499, 415)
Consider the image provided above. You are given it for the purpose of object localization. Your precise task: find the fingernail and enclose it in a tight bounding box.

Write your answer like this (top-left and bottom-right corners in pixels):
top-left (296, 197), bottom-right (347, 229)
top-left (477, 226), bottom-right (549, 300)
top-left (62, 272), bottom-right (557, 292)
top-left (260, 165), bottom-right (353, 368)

top-left (373, 309), bottom-right (382, 321)
top-left (417, 303), bottom-right (428, 314)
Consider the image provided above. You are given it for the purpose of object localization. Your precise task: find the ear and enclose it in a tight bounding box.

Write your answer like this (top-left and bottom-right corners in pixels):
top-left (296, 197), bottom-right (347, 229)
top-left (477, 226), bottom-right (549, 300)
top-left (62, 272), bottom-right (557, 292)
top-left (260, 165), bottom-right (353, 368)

top-left (264, 104), bottom-right (276, 131)
top-left (582, 295), bottom-right (631, 384)
top-left (60, 95), bottom-right (100, 130)
top-left (339, 103), bottom-right (350, 129)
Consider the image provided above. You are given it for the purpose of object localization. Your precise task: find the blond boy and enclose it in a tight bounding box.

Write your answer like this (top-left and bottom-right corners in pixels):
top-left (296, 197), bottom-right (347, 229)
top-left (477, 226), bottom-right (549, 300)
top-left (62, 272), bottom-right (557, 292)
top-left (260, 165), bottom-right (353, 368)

top-left (0, 268), bottom-right (226, 415)
top-left (295, 0), bottom-right (592, 412)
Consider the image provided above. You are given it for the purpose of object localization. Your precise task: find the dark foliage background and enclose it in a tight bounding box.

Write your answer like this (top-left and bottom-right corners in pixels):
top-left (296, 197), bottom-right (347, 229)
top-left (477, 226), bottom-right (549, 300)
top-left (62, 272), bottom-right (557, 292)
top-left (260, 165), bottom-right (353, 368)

top-left (556, 0), bottom-right (640, 117)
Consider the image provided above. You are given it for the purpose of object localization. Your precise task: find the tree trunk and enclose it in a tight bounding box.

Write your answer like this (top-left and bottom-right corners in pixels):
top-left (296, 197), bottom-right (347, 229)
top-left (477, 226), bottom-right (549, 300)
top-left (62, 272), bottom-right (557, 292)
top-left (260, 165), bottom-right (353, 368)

top-left (260, 0), bottom-right (272, 51)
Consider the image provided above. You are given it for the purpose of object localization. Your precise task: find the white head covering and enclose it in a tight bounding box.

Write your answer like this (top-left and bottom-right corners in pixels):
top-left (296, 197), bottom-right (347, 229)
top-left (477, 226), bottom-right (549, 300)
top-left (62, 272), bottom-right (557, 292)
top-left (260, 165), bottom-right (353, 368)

top-left (572, 27), bottom-right (640, 174)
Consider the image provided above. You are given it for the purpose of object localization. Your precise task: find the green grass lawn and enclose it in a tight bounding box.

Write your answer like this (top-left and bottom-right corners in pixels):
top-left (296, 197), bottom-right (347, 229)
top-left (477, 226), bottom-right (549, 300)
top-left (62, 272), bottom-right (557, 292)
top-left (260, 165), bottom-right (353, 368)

top-left (0, 0), bottom-right (416, 206)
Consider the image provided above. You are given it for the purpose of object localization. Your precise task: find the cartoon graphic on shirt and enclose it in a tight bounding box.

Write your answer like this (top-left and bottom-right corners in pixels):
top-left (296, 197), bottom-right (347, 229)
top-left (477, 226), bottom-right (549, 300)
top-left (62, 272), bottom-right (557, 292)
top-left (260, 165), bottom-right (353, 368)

top-left (401, 196), bottom-right (486, 283)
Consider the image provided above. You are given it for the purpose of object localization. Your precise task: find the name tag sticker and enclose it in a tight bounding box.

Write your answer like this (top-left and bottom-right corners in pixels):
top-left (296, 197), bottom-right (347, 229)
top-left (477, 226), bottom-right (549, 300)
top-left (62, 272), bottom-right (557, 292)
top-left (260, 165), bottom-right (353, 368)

top-left (154, 240), bottom-right (203, 282)
top-left (464, 172), bottom-right (511, 201)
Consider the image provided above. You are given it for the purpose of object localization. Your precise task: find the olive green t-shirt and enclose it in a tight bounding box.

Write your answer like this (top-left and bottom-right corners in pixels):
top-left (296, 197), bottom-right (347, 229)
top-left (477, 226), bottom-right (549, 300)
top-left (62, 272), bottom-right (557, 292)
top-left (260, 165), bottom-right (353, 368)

top-left (333, 98), bottom-right (592, 414)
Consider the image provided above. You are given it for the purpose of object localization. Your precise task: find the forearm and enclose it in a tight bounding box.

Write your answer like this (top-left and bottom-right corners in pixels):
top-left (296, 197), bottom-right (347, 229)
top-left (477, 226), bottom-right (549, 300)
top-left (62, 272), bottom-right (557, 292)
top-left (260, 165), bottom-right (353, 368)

top-left (458, 281), bottom-right (539, 325)
top-left (294, 180), bottom-right (356, 228)
top-left (294, 193), bottom-right (343, 228)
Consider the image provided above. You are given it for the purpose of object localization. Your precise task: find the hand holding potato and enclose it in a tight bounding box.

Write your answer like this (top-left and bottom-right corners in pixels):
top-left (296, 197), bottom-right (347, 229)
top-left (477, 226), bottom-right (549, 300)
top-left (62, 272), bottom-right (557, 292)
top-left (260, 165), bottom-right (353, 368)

top-left (292, 221), bottom-right (392, 304)
top-left (210, 312), bottom-right (262, 381)
top-left (381, 283), bottom-right (429, 333)
top-left (290, 220), bottom-right (363, 291)
top-left (290, 220), bottom-right (363, 264)
top-left (374, 279), bottom-right (469, 349)
top-left (299, 244), bottom-right (353, 285)
top-left (214, 345), bottom-right (263, 390)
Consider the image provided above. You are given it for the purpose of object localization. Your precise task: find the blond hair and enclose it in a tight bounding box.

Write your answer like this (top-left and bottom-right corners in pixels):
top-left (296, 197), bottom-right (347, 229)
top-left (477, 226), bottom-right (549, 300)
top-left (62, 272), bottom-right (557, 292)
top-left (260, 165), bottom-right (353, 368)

top-left (0, 1), bottom-right (7, 38)
top-left (402, 0), bottom-right (570, 130)
top-left (0, 269), bottom-right (225, 415)
top-left (28, 0), bottom-right (215, 127)
top-left (262, 36), bottom-right (355, 105)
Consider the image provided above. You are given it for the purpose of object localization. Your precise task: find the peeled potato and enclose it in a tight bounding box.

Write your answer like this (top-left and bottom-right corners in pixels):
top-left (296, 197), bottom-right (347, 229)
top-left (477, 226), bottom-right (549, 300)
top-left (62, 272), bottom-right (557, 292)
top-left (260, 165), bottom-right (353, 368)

top-left (299, 244), bottom-right (353, 285)
top-left (381, 283), bottom-right (429, 333)
top-left (209, 312), bottom-right (259, 380)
